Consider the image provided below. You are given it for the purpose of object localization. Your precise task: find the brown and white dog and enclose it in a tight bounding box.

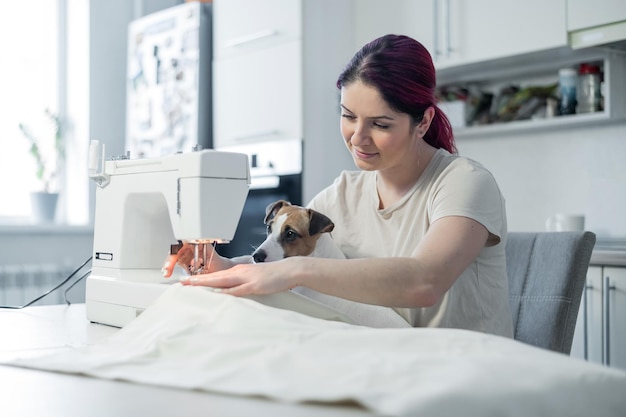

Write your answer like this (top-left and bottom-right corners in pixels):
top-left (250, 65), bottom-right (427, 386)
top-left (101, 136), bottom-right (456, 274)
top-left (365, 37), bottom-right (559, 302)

top-left (250, 200), bottom-right (411, 329)
top-left (252, 200), bottom-right (346, 263)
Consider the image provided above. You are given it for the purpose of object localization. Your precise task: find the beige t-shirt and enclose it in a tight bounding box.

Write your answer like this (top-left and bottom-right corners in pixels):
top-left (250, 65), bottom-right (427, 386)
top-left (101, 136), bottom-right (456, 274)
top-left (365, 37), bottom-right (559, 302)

top-left (308, 148), bottom-right (514, 337)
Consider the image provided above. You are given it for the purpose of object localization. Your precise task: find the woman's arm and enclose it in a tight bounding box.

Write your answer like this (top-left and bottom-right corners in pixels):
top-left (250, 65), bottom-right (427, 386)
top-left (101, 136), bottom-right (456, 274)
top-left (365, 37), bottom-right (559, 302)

top-left (180, 215), bottom-right (489, 308)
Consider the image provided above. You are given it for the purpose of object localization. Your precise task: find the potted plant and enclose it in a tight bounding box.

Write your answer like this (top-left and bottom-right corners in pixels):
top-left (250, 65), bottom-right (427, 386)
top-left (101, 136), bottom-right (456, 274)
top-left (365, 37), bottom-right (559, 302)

top-left (18, 109), bottom-right (65, 223)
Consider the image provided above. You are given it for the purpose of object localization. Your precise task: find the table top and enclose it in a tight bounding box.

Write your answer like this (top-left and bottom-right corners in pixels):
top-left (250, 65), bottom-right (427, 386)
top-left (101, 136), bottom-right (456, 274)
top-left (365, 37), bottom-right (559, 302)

top-left (0, 304), bottom-right (374, 417)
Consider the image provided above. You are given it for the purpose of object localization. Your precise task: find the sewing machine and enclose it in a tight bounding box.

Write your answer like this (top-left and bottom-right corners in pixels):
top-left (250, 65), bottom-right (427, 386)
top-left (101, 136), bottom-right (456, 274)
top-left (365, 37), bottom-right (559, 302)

top-left (85, 141), bottom-right (250, 327)
top-left (85, 141), bottom-right (356, 328)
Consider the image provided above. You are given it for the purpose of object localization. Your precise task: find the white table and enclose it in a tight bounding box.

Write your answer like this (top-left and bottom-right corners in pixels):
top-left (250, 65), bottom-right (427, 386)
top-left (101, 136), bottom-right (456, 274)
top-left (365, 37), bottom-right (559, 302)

top-left (0, 304), bottom-right (374, 417)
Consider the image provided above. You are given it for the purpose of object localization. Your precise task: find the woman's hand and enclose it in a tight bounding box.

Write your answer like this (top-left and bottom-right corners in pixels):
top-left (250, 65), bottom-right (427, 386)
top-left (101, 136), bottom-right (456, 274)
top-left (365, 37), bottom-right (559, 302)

top-left (179, 258), bottom-right (298, 297)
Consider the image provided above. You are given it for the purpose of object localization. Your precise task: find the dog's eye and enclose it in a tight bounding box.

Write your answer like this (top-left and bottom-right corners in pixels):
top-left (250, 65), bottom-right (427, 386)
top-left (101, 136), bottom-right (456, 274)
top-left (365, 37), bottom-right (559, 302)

top-left (284, 230), bottom-right (298, 242)
top-left (266, 224), bottom-right (272, 235)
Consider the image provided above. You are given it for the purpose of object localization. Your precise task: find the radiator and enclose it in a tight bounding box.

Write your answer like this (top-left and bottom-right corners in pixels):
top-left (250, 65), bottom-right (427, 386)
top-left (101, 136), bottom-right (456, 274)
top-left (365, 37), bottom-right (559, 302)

top-left (0, 264), bottom-right (86, 307)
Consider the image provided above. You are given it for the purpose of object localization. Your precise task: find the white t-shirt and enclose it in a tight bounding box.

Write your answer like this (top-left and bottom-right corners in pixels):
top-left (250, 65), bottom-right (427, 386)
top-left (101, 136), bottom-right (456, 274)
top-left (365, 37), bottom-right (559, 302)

top-left (308, 148), bottom-right (514, 337)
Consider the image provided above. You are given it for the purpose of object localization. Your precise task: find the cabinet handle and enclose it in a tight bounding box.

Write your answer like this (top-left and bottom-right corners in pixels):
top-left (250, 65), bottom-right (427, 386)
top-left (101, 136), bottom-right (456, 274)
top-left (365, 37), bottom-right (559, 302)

top-left (603, 276), bottom-right (617, 366)
top-left (224, 29), bottom-right (279, 48)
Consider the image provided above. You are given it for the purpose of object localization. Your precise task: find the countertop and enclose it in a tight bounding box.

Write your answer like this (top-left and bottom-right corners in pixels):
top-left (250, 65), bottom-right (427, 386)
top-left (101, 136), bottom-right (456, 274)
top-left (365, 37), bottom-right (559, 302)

top-left (591, 238), bottom-right (626, 267)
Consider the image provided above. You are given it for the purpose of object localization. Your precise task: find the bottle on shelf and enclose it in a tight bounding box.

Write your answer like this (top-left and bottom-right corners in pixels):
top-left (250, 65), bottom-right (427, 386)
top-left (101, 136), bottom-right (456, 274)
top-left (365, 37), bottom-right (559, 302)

top-left (558, 67), bottom-right (577, 116)
top-left (576, 63), bottom-right (602, 114)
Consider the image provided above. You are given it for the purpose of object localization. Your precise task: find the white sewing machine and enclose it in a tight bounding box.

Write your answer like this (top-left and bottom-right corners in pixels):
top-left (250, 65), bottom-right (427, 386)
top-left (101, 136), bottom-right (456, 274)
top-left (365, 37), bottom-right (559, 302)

top-left (85, 141), bottom-right (357, 328)
top-left (85, 141), bottom-right (251, 327)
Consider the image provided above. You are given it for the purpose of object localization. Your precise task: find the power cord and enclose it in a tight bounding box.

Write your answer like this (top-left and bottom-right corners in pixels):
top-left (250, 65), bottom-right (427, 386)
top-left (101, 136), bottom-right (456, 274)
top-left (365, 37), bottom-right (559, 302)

top-left (63, 270), bottom-right (91, 305)
top-left (0, 256), bottom-right (92, 309)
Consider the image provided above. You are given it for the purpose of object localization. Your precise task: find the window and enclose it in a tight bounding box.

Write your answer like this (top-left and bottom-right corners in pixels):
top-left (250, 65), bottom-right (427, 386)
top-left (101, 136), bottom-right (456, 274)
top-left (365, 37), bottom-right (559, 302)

top-left (0, 2), bottom-right (61, 220)
top-left (0, 0), bottom-right (89, 226)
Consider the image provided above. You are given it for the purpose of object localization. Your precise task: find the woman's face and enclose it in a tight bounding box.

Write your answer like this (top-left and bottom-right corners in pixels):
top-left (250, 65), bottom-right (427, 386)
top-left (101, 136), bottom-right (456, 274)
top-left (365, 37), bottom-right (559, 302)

top-left (340, 81), bottom-right (420, 174)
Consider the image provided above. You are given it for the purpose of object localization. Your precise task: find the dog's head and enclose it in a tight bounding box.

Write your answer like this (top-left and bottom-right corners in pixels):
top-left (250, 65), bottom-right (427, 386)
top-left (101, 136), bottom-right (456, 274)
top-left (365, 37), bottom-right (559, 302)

top-left (252, 200), bottom-right (335, 263)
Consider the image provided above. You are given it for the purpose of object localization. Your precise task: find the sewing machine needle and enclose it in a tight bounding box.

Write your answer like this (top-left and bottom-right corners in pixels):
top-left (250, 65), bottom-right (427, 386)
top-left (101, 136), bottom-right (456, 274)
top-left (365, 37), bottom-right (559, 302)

top-left (193, 244), bottom-right (200, 275)
top-left (202, 243), bottom-right (208, 272)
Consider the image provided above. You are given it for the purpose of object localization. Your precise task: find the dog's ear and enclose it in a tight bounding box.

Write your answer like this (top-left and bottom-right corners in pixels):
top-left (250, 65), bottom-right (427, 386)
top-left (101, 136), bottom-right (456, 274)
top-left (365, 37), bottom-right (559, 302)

top-left (307, 209), bottom-right (335, 236)
top-left (264, 200), bottom-right (291, 224)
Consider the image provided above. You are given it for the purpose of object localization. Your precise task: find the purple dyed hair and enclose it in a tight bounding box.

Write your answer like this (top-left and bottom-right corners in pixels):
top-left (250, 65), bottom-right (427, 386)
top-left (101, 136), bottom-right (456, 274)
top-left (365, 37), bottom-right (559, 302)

top-left (337, 34), bottom-right (456, 154)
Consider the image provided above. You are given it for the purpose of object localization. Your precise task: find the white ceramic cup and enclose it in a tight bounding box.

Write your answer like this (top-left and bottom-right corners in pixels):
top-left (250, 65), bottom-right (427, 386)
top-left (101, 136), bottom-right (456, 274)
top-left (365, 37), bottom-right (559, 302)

top-left (545, 214), bottom-right (585, 232)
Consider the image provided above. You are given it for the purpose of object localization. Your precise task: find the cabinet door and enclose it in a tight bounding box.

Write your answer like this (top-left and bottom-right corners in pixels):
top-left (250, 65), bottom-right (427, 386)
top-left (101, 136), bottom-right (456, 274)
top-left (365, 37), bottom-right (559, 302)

top-left (213, 0), bottom-right (302, 59)
top-left (353, 0), bottom-right (435, 54)
top-left (604, 267), bottom-right (626, 370)
top-left (437, 0), bottom-right (567, 68)
top-left (571, 266), bottom-right (604, 363)
top-left (354, 0), bottom-right (567, 69)
top-left (567, 0), bottom-right (626, 31)
top-left (213, 41), bottom-right (302, 149)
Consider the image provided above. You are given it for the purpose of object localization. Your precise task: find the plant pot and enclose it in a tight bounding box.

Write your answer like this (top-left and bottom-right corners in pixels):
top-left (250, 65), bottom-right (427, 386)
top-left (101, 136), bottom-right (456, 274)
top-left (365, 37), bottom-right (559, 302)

top-left (30, 192), bottom-right (59, 223)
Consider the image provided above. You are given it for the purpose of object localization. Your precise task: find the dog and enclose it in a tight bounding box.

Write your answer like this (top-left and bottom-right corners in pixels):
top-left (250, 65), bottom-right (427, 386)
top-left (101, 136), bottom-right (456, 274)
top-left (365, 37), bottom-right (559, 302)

top-left (252, 200), bottom-right (346, 263)
top-left (250, 200), bottom-right (411, 328)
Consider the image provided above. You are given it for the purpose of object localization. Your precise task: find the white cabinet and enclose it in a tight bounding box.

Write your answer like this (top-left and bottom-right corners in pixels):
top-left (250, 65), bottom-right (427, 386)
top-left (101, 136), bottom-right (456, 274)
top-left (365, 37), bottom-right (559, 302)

top-left (213, 0), bottom-right (302, 58)
top-left (438, 0), bottom-right (567, 68)
top-left (212, 0), bottom-right (355, 201)
top-left (567, 0), bottom-right (626, 31)
top-left (212, 0), bottom-right (303, 149)
top-left (213, 41), bottom-right (303, 146)
top-left (571, 265), bottom-right (626, 371)
top-left (353, 0), bottom-right (567, 69)
top-left (567, 0), bottom-right (626, 49)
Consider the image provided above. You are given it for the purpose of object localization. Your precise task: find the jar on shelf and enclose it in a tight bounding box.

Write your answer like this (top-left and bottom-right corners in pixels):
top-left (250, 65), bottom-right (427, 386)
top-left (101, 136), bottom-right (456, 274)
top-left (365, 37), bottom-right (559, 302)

top-left (558, 68), bottom-right (577, 115)
top-left (576, 63), bottom-right (602, 114)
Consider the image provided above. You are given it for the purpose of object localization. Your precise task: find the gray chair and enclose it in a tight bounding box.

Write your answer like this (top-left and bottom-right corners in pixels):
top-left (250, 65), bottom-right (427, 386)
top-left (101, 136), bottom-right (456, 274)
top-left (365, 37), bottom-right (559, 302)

top-left (506, 231), bottom-right (596, 354)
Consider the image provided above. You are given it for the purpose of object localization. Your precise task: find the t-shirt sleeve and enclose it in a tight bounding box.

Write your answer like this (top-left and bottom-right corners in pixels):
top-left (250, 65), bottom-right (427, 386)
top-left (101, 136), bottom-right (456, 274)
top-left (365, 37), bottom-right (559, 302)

top-left (430, 159), bottom-right (506, 245)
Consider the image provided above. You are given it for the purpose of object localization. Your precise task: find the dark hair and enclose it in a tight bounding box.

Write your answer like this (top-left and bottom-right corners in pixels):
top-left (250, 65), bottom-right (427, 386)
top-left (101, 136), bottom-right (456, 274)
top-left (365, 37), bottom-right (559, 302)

top-left (337, 34), bottom-right (456, 154)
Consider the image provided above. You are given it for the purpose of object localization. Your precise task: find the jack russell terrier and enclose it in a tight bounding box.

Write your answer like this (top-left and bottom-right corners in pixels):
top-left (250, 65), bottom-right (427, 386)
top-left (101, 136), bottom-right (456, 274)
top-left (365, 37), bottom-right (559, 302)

top-left (251, 200), bottom-right (411, 328)
top-left (252, 200), bottom-right (346, 263)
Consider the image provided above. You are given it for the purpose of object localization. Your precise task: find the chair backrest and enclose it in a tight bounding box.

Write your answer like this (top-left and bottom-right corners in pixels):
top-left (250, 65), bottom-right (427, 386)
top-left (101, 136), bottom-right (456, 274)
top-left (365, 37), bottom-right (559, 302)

top-left (506, 231), bottom-right (596, 354)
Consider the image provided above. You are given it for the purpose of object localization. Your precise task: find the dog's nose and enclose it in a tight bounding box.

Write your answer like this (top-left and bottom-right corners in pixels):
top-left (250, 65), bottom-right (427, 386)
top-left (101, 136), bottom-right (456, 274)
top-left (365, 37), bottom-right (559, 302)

top-left (253, 250), bottom-right (267, 263)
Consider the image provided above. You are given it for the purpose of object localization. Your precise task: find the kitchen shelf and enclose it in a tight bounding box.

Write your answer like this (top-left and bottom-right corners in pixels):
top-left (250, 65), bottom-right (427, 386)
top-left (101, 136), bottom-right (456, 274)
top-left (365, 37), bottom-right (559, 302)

top-left (437, 46), bottom-right (626, 139)
top-left (454, 111), bottom-right (624, 139)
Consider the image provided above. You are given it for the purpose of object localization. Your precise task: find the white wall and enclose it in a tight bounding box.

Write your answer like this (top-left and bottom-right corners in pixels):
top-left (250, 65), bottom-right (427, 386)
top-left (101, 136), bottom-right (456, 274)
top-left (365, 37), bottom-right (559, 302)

top-left (458, 122), bottom-right (626, 238)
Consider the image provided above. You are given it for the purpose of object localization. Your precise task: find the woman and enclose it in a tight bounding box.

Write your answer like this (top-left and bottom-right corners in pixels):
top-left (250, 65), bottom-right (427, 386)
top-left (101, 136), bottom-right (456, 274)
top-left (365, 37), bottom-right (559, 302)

top-left (164, 34), bottom-right (513, 337)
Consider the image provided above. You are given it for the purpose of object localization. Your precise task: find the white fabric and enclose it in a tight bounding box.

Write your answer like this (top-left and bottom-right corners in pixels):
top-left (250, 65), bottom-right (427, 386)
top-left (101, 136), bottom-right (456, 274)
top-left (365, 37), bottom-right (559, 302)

top-left (308, 148), bottom-right (513, 336)
top-left (290, 286), bottom-right (411, 328)
top-left (6, 284), bottom-right (626, 417)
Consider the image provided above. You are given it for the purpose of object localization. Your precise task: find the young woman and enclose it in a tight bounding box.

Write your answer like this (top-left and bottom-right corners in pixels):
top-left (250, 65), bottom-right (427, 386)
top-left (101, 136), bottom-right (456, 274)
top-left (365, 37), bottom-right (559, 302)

top-left (164, 34), bottom-right (513, 337)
